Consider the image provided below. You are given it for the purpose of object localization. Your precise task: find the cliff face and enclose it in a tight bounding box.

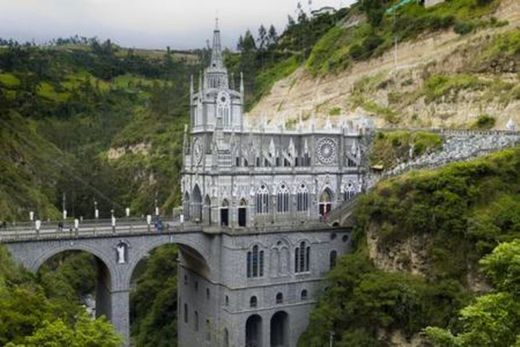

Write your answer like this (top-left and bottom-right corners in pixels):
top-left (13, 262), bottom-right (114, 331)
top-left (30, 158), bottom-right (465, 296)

top-left (247, 0), bottom-right (520, 130)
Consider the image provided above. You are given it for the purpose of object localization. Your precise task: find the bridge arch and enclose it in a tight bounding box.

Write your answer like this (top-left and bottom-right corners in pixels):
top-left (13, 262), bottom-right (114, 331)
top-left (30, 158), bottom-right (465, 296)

top-left (30, 242), bottom-right (117, 281)
top-left (124, 236), bottom-right (212, 288)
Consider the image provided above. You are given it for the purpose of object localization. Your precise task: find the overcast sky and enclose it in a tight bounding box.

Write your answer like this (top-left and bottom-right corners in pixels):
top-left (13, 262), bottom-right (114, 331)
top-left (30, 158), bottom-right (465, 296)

top-left (0, 0), bottom-right (356, 50)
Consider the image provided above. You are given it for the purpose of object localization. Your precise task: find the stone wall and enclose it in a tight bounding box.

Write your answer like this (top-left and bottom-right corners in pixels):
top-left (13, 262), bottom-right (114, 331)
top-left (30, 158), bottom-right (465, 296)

top-left (367, 130), bottom-right (520, 188)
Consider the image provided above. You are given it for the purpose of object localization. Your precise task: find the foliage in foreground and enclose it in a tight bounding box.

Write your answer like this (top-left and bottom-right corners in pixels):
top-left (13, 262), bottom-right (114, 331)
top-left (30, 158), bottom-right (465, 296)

top-left (425, 240), bottom-right (520, 347)
top-left (298, 252), bottom-right (468, 347)
top-left (0, 245), bottom-right (121, 347)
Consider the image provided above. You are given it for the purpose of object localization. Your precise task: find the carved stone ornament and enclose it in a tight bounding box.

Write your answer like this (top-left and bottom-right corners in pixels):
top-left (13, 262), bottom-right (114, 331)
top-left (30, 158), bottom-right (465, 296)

top-left (193, 137), bottom-right (203, 164)
top-left (316, 137), bottom-right (337, 164)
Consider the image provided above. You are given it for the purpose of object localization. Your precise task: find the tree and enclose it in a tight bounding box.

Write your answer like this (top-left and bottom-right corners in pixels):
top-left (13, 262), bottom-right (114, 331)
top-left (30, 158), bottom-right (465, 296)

top-left (257, 25), bottom-right (267, 51)
top-left (268, 25), bottom-right (278, 48)
top-left (425, 241), bottom-right (520, 347)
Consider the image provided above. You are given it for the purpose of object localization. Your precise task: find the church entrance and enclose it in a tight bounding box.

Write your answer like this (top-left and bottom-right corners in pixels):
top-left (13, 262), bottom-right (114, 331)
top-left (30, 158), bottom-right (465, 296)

top-left (238, 199), bottom-right (247, 227)
top-left (221, 199), bottom-right (229, 227)
top-left (246, 314), bottom-right (262, 347)
top-left (319, 189), bottom-right (332, 217)
top-left (270, 311), bottom-right (289, 347)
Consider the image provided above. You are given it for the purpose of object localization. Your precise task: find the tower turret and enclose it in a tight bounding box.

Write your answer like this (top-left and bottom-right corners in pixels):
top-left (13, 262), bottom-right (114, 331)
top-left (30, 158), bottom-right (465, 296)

top-left (204, 19), bottom-right (228, 89)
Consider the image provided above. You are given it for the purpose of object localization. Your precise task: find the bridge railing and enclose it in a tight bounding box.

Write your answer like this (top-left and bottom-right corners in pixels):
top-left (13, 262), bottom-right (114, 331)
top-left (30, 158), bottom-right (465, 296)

top-left (0, 217), bottom-right (200, 242)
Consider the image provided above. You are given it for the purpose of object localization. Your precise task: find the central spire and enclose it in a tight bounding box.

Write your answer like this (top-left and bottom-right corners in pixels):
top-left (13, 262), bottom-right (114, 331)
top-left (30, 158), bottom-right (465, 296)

top-left (210, 17), bottom-right (224, 69)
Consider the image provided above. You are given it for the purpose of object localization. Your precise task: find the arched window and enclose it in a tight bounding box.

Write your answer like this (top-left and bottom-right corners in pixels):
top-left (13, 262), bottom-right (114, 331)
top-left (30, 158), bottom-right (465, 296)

top-left (184, 303), bottom-right (188, 323)
top-left (194, 310), bottom-right (199, 331)
top-left (250, 296), bottom-right (258, 308)
top-left (330, 250), bottom-right (337, 269)
top-left (247, 245), bottom-right (264, 278)
top-left (295, 241), bottom-right (310, 273)
top-left (301, 289), bottom-right (308, 300)
top-left (225, 295), bottom-right (229, 306)
top-left (184, 274), bottom-right (188, 285)
top-left (256, 185), bottom-right (269, 214)
top-left (206, 288), bottom-right (210, 300)
top-left (276, 292), bottom-right (283, 304)
top-left (277, 184), bottom-right (290, 213)
top-left (195, 281), bottom-right (198, 291)
top-left (297, 184), bottom-right (309, 212)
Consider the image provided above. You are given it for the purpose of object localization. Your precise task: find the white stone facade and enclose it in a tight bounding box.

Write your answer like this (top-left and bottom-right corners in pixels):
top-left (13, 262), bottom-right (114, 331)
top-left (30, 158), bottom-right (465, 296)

top-left (178, 23), bottom-right (360, 347)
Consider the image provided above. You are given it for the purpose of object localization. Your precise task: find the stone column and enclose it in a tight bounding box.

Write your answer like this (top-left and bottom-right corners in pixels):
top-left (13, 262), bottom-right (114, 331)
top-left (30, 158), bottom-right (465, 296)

top-left (110, 289), bottom-right (131, 346)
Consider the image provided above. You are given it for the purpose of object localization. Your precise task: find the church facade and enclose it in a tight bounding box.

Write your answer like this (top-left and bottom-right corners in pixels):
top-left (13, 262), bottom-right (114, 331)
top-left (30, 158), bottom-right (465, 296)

top-left (178, 23), bottom-right (369, 346)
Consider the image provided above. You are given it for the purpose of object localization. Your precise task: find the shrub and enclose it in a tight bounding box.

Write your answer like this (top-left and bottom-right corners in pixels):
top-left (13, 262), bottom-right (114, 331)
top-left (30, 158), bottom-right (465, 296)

top-left (454, 21), bottom-right (475, 35)
top-left (472, 114), bottom-right (495, 129)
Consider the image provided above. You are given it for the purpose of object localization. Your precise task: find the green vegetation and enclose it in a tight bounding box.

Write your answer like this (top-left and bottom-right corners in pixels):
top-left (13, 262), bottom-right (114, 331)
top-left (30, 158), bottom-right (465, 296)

top-left (0, 73), bottom-right (20, 87)
top-left (424, 74), bottom-right (488, 101)
top-left (426, 240), bottom-right (520, 346)
top-left (370, 131), bottom-right (443, 168)
top-left (249, 56), bottom-right (299, 107)
top-left (328, 106), bottom-right (342, 116)
top-left (0, 245), bottom-right (121, 347)
top-left (358, 147), bottom-right (520, 279)
top-left (299, 253), bottom-right (468, 346)
top-left (305, 0), bottom-right (500, 76)
top-left (0, 38), bottom-right (200, 221)
top-left (303, 146), bottom-right (520, 345)
top-left (479, 28), bottom-right (520, 63)
top-left (130, 245), bottom-right (178, 347)
top-left (472, 114), bottom-right (496, 129)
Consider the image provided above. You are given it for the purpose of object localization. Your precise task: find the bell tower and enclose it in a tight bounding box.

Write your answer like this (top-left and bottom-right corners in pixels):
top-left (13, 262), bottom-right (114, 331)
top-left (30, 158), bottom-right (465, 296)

top-left (189, 20), bottom-right (244, 133)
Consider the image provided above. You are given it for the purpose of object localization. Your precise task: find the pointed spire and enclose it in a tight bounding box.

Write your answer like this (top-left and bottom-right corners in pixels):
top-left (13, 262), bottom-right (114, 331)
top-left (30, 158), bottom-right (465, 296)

top-left (210, 17), bottom-right (224, 69)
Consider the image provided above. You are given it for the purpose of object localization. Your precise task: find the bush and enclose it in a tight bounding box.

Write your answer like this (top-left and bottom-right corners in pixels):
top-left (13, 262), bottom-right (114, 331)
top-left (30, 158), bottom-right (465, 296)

top-left (472, 114), bottom-right (495, 129)
top-left (454, 21), bottom-right (475, 35)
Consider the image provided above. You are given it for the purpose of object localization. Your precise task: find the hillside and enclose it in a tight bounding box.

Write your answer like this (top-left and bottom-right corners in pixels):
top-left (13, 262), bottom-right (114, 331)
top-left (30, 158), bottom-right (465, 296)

top-left (0, 40), bottom-right (201, 221)
top-left (247, 0), bottom-right (520, 130)
top-left (301, 146), bottom-right (520, 346)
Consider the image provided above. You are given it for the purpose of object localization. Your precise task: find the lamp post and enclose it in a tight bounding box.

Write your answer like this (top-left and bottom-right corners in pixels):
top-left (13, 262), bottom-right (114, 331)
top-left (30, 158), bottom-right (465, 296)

top-left (94, 200), bottom-right (99, 219)
top-left (35, 219), bottom-right (41, 236)
top-left (111, 210), bottom-right (116, 233)
top-left (154, 191), bottom-right (159, 217)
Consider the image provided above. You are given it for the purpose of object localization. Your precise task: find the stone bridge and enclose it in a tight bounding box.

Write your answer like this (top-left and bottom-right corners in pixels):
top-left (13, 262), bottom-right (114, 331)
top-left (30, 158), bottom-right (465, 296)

top-left (1, 220), bottom-right (212, 345)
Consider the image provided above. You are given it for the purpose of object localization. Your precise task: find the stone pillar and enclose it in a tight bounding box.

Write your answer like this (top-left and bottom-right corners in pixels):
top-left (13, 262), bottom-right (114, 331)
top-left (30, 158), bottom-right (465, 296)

top-left (110, 289), bottom-right (131, 346)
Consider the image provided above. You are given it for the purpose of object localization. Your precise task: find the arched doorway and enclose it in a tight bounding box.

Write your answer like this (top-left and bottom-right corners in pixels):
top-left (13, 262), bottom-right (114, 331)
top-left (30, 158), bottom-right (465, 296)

top-left (319, 189), bottom-right (333, 217)
top-left (204, 195), bottom-right (211, 225)
top-left (270, 311), bottom-right (289, 347)
top-left (246, 314), bottom-right (262, 347)
top-left (238, 198), bottom-right (247, 227)
top-left (192, 185), bottom-right (202, 222)
top-left (221, 199), bottom-right (229, 227)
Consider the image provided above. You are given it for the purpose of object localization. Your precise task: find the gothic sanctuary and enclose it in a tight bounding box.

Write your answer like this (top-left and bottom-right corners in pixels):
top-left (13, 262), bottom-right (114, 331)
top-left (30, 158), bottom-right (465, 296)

top-left (178, 22), bottom-right (368, 346)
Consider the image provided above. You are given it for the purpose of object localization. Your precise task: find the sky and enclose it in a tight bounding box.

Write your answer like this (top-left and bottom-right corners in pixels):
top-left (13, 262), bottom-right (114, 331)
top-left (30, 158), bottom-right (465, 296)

top-left (0, 0), bottom-right (356, 50)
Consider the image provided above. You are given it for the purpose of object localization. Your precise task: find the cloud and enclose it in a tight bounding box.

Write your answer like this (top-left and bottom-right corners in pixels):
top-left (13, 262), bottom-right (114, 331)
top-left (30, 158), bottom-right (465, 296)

top-left (0, 0), bottom-right (356, 49)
